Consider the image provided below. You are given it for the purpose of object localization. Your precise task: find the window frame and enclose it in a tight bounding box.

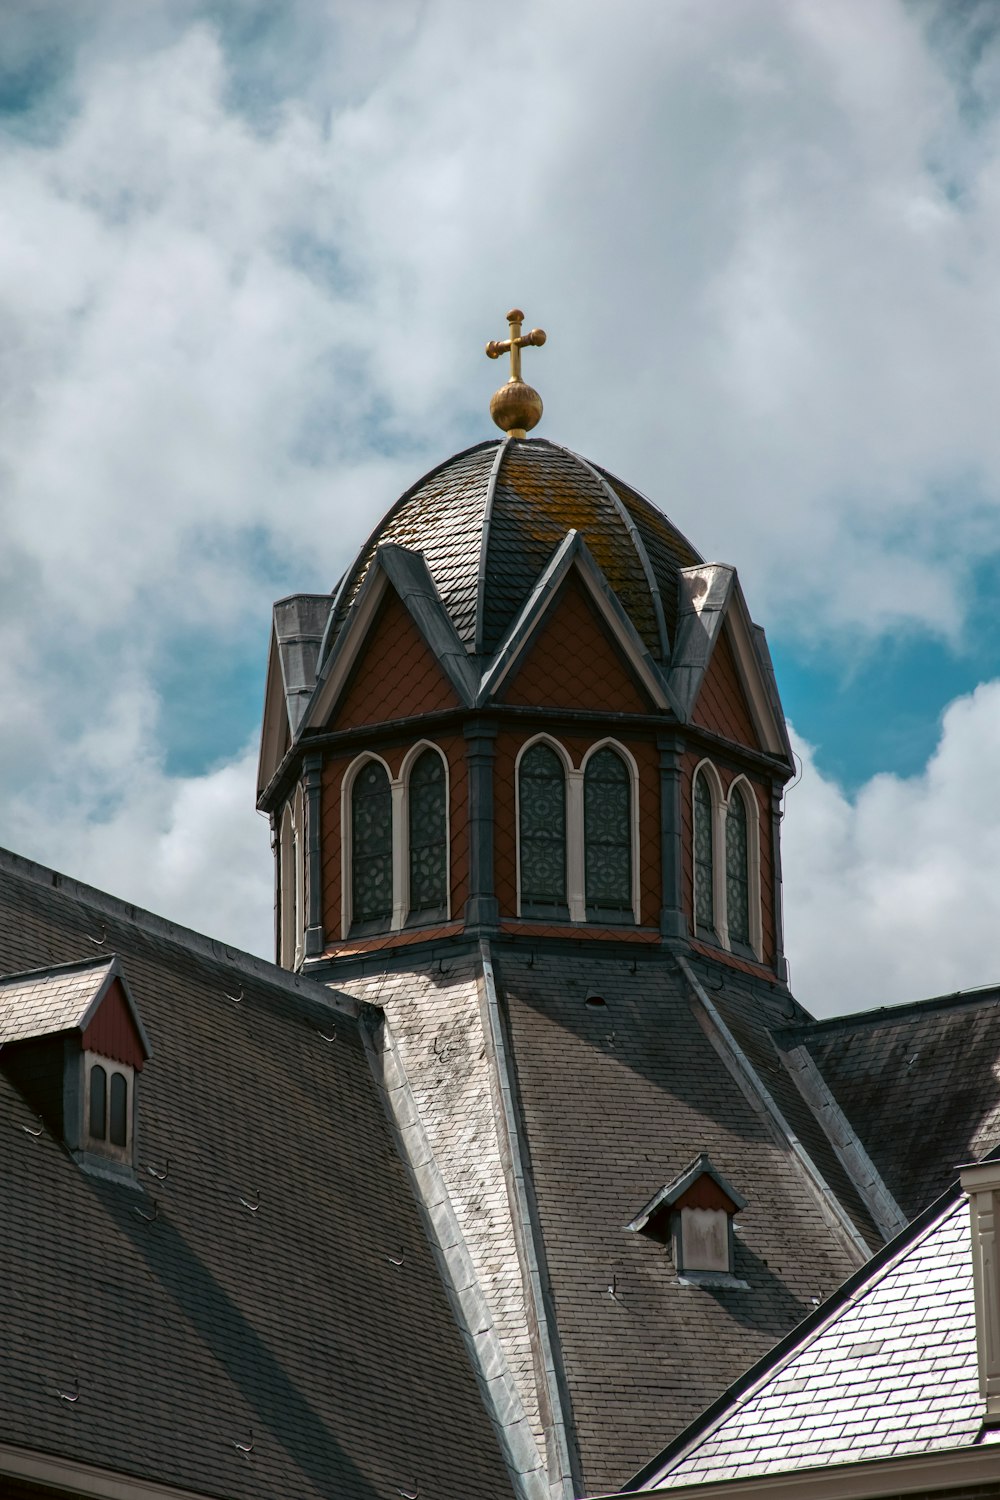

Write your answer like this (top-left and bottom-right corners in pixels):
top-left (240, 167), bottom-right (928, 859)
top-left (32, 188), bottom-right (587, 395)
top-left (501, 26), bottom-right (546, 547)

top-left (515, 734), bottom-right (640, 925)
top-left (83, 1051), bottom-right (135, 1165)
top-left (341, 743), bottom-right (452, 938)
top-left (691, 759), bottom-right (762, 961)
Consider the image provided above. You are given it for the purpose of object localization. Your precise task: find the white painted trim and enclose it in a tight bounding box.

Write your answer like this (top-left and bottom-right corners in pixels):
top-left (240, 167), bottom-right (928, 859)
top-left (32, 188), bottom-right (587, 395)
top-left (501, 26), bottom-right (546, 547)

top-left (581, 738), bottom-right (642, 925)
top-left (341, 751), bottom-right (396, 938)
top-left (399, 739), bottom-right (452, 923)
top-left (279, 801), bottom-right (295, 968)
top-left (727, 775), bottom-right (762, 961)
top-left (692, 759), bottom-right (727, 947)
top-left (515, 734), bottom-right (574, 919)
top-left (293, 781), bottom-right (305, 969)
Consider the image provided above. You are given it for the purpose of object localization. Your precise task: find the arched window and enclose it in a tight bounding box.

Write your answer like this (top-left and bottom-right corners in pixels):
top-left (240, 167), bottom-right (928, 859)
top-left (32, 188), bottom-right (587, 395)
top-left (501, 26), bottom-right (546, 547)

top-left (408, 749), bottom-right (447, 919)
top-left (519, 742), bottom-right (567, 912)
top-left (279, 802), bottom-right (296, 968)
top-left (109, 1071), bottom-right (128, 1149)
top-left (584, 747), bottom-right (632, 919)
top-left (89, 1064), bottom-right (107, 1142)
top-left (726, 790), bottom-right (751, 950)
top-left (351, 760), bottom-right (393, 928)
top-left (693, 770), bottom-right (716, 935)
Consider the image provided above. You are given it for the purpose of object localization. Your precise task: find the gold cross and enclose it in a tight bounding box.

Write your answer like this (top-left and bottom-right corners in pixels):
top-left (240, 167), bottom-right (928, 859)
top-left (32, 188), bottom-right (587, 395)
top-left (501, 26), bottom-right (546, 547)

top-left (486, 308), bottom-right (546, 381)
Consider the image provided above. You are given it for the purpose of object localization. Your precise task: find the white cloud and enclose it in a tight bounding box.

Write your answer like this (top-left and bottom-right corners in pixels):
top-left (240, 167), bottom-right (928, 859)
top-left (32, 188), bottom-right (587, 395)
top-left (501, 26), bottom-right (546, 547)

top-left (5, 2), bottom-right (1000, 969)
top-left (784, 682), bottom-right (1000, 1015)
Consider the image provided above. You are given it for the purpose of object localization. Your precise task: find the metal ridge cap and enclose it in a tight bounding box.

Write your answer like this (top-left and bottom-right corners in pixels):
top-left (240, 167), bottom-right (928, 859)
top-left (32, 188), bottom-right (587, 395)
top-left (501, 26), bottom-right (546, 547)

top-left (549, 440), bottom-right (672, 661)
top-left (318, 437), bottom-right (502, 668)
top-left (474, 434), bottom-right (514, 655)
top-left (0, 844), bottom-right (361, 1021)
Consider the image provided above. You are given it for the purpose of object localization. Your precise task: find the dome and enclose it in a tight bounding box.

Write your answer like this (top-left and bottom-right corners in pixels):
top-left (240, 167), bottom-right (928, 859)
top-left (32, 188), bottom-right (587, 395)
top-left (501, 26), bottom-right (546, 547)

top-left (323, 438), bottom-right (702, 665)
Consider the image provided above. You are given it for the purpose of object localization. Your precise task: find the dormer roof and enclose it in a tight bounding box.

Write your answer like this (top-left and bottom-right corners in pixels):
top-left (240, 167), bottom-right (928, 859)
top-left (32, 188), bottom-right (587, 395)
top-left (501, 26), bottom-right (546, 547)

top-left (628, 1153), bottom-right (748, 1234)
top-left (0, 953), bottom-right (151, 1060)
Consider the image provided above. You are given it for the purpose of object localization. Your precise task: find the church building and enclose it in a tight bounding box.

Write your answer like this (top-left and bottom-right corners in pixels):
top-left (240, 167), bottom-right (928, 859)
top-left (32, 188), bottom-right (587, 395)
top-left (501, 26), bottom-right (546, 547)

top-left (2, 311), bottom-right (1000, 1500)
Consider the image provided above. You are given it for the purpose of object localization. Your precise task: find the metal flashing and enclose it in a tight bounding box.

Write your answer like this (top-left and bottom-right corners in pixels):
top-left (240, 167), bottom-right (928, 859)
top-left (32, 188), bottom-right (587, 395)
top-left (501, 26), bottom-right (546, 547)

top-left (475, 435), bottom-right (513, 655)
top-left (360, 1001), bottom-right (549, 1500)
top-left (780, 1042), bottom-right (908, 1242)
top-left (479, 940), bottom-right (579, 1500)
top-left (678, 956), bottom-right (872, 1265)
top-left (553, 443), bottom-right (671, 661)
top-left (476, 530), bottom-right (678, 714)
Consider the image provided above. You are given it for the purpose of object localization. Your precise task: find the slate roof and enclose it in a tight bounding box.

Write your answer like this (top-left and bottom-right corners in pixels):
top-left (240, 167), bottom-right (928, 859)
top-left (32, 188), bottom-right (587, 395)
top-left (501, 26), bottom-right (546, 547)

top-left (0, 955), bottom-right (115, 1043)
top-left (323, 438), bottom-right (701, 666)
top-left (634, 1185), bottom-right (980, 1488)
top-left (486, 943), bottom-right (867, 1495)
top-left (782, 987), bottom-right (1000, 1220)
top-left (0, 849), bottom-right (512, 1500)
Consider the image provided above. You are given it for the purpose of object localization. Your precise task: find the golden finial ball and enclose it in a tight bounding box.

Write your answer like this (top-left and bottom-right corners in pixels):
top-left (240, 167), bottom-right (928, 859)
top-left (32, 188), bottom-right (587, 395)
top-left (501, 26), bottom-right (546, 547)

top-left (490, 379), bottom-right (543, 435)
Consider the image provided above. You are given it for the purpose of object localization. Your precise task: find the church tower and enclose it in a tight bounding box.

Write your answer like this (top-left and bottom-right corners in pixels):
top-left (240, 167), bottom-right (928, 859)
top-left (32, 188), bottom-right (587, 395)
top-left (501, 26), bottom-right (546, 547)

top-left (256, 314), bottom-right (887, 1500)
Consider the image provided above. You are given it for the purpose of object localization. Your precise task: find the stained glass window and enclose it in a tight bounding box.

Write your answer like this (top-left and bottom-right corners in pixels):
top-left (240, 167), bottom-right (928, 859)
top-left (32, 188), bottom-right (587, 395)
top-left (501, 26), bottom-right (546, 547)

top-left (726, 790), bottom-right (751, 949)
top-left (519, 743), bottom-right (567, 910)
top-left (89, 1063), bottom-right (107, 1142)
top-left (352, 760), bottom-right (393, 927)
top-left (408, 749), bottom-right (447, 917)
top-left (585, 748), bottom-right (632, 918)
top-left (694, 771), bottom-right (715, 932)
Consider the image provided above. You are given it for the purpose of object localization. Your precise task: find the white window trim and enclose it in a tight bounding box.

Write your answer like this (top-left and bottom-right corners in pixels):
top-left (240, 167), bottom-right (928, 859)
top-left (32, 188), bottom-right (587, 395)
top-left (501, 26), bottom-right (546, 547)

top-left (516, 734), bottom-right (640, 925)
top-left (279, 802), bottom-right (295, 968)
top-left (293, 782), bottom-right (305, 969)
top-left (83, 1051), bottom-right (135, 1162)
top-left (727, 775), bottom-right (763, 961)
top-left (341, 744), bottom-right (451, 936)
top-left (692, 759), bottom-right (763, 961)
top-left (580, 738), bottom-right (642, 926)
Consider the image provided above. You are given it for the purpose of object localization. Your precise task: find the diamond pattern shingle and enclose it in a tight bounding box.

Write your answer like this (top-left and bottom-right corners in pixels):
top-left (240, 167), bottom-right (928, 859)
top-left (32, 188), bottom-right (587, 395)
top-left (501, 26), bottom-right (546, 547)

top-left (653, 1192), bottom-right (979, 1486)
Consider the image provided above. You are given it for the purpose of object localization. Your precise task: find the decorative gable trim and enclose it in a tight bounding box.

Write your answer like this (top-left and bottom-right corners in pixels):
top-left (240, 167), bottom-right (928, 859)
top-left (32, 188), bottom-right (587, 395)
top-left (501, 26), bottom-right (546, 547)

top-left (303, 545), bottom-right (478, 735)
top-left (628, 1153), bottom-right (748, 1234)
top-left (477, 530), bottom-right (680, 714)
top-left (670, 567), bottom-right (792, 763)
top-left (76, 957), bottom-right (152, 1063)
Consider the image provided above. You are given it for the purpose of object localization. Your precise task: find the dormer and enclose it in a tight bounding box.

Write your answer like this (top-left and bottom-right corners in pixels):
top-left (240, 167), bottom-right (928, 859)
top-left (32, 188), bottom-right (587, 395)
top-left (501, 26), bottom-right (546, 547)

top-left (0, 955), bottom-right (152, 1181)
top-left (628, 1152), bottom-right (748, 1286)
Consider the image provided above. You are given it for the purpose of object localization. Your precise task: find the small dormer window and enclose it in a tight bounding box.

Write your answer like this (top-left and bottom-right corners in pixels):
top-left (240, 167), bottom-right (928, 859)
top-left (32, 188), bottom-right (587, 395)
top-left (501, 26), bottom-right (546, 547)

top-left (628, 1152), bottom-right (748, 1288)
top-left (85, 1053), bottom-right (134, 1158)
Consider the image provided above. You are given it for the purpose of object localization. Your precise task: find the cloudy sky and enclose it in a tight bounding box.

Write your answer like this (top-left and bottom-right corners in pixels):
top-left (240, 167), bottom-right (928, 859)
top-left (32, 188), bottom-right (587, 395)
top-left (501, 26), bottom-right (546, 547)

top-left (4, 0), bottom-right (1000, 1014)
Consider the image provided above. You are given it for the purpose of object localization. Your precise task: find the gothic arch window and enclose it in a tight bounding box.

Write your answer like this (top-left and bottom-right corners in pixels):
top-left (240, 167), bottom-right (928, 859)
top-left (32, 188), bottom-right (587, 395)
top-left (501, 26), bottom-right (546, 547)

top-left (692, 762), bottom-right (762, 959)
top-left (518, 740), bottom-right (568, 915)
top-left (278, 787), bottom-right (305, 969)
top-left (693, 766), bottom-right (719, 938)
top-left (407, 746), bottom-right (448, 921)
top-left (584, 745), bottom-right (633, 921)
top-left (726, 778), bottom-right (762, 959)
top-left (351, 758), bottom-right (393, 931)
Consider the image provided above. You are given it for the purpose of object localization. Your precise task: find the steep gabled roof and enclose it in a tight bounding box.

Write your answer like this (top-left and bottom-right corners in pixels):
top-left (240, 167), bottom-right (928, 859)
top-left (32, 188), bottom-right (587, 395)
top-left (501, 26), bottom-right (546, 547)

top-left (630, 1183), bottom-right (980, 1491)
top-left (0, 847), bottom-right (513, 1500)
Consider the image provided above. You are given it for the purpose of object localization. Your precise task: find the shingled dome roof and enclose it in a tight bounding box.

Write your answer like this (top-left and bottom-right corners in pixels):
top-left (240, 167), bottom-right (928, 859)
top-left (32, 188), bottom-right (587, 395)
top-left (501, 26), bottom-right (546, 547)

top-left (323, 438), bottom-right (703, 664)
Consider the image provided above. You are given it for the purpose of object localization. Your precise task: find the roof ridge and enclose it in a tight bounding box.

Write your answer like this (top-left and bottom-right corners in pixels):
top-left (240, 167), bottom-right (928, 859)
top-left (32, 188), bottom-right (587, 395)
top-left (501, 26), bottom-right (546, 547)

top-left (474, 435), bottom-right (512, 655)
top-left (785, 983), bottom-right (1000, 1038)
top-left (0, 845), bottom-right (360, 1018)
top-left (0, 952), bottom-right (115, 985)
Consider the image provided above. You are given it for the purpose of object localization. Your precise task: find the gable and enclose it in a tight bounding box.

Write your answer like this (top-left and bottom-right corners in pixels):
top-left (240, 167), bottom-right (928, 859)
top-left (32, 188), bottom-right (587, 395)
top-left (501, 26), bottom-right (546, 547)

top-left (692, 625), bottom-right (760, 749)
top-left (332, 585), bottom-right (460, 729)
top-left (502, 572), bottom-right (652, 713)
top-left (81, 977), bottom-right (147, 1070)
